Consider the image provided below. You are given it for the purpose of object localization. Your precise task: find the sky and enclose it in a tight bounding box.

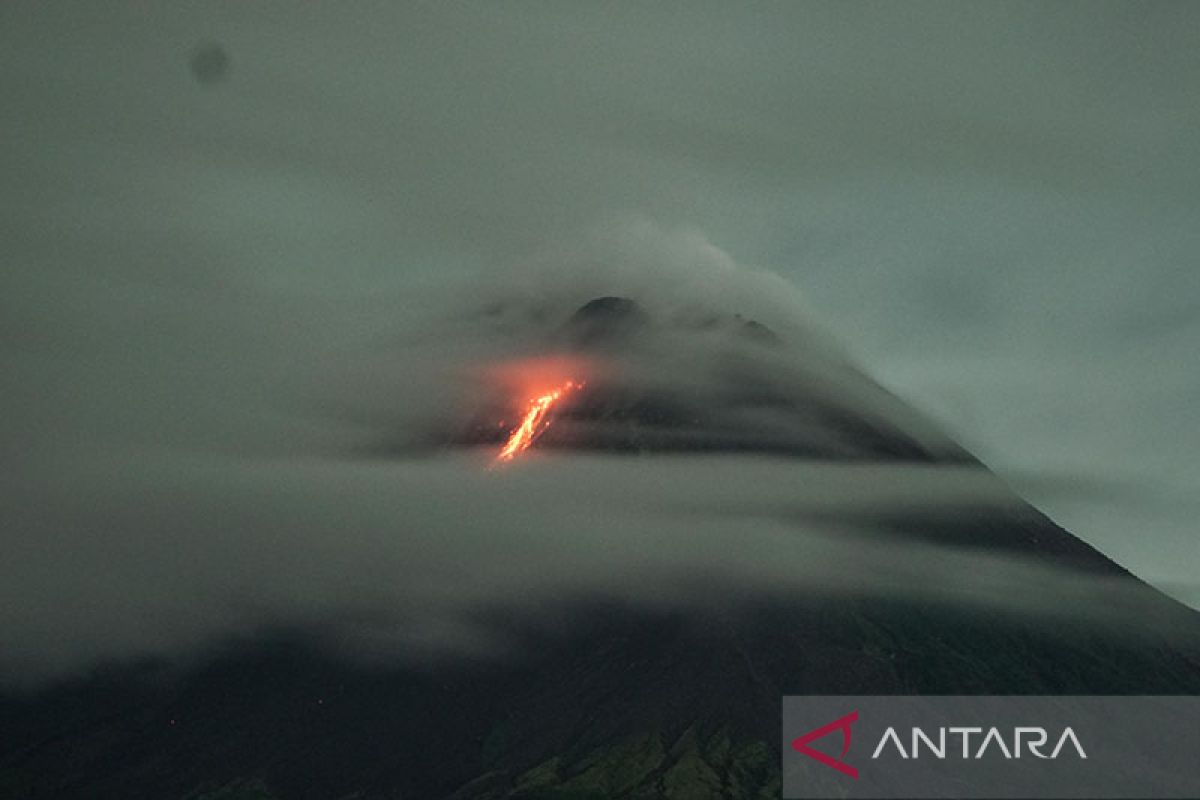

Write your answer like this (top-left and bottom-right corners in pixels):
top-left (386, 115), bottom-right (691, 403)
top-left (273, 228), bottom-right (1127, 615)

top-left (2, 2), bottom-right (1198, 682)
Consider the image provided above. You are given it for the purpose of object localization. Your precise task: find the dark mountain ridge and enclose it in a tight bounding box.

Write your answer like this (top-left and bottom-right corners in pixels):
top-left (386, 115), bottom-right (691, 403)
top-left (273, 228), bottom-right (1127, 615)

top-left (3, 298), bottom-right (1198, 800)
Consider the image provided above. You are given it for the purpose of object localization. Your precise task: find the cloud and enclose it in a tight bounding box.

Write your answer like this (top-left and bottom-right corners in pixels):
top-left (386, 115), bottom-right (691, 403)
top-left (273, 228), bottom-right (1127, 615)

top-left (0, 214), bottom-right (1185, 687)
top-left (3, 442), bottom-right (1184, 687)
top-left (2, 3), bottom-right (1198, 686)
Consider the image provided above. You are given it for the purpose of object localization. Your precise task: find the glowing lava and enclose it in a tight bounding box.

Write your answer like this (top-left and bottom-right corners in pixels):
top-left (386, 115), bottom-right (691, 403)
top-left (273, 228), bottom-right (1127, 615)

top-left (495, 380), bottom-right (582, 463)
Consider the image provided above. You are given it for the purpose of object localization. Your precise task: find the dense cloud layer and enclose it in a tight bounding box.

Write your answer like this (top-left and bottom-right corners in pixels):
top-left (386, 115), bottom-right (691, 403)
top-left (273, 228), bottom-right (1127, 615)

top-left (0, 220), bottom-right (1176, 687)
top-left (2, 3), bottom-right (1198, 684)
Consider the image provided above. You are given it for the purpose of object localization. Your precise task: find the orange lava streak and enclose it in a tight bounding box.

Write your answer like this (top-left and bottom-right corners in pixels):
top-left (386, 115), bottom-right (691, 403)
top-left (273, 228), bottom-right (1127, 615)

top-left (496, 380), bottom-right (581, 462)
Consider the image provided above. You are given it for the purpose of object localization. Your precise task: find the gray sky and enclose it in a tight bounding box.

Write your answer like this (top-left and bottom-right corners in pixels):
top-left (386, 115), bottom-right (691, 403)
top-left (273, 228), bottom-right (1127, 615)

top-left (2, 2), bottom-right (1199, 681)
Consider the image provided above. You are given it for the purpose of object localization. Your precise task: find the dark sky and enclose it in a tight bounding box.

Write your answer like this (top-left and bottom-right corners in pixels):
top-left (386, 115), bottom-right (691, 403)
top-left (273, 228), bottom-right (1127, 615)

top-left (2, 2), bottom-right (1198, 682)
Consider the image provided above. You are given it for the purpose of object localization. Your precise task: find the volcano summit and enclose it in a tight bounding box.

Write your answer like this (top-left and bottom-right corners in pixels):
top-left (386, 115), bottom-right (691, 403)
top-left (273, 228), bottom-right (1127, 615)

top-left (3, 297), bottom-right (1199, 800)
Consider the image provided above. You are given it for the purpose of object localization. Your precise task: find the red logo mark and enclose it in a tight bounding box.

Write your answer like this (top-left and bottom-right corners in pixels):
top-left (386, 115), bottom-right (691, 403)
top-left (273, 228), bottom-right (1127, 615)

top-left (791, 710), bottom-right (859, 779)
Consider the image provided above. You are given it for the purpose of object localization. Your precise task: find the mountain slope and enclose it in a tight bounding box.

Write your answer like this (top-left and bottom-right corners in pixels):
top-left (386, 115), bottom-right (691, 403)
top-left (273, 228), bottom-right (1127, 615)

top-left (3, 298), bottom-right (1198, 799)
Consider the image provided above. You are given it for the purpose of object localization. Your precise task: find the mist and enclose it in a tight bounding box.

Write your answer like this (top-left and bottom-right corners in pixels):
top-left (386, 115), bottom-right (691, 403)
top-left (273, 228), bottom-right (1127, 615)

top-left (3, 3), bottom-right (1198, 685)
top-left (1, 219), bottom-right (1179, 687)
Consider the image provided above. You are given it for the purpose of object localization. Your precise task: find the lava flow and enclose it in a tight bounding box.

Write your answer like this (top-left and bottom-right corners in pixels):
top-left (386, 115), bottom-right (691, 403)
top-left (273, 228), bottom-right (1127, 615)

top-left (495, 380), bottom-right (582, 463)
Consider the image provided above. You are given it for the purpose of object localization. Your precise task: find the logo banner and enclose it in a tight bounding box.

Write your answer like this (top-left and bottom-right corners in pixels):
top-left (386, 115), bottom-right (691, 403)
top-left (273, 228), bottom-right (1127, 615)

top-left (782, 695), bottom-right (1200, 799)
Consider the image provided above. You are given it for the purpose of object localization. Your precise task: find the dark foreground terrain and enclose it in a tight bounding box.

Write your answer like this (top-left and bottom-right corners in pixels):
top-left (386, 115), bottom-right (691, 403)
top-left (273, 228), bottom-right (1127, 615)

top-left (4, 492), bottom-right (1198, 800)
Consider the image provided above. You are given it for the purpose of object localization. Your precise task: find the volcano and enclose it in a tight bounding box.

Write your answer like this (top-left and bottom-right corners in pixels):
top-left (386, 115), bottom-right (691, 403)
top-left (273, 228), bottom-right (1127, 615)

top-left (3, 298), bottom-right (1199, 800)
